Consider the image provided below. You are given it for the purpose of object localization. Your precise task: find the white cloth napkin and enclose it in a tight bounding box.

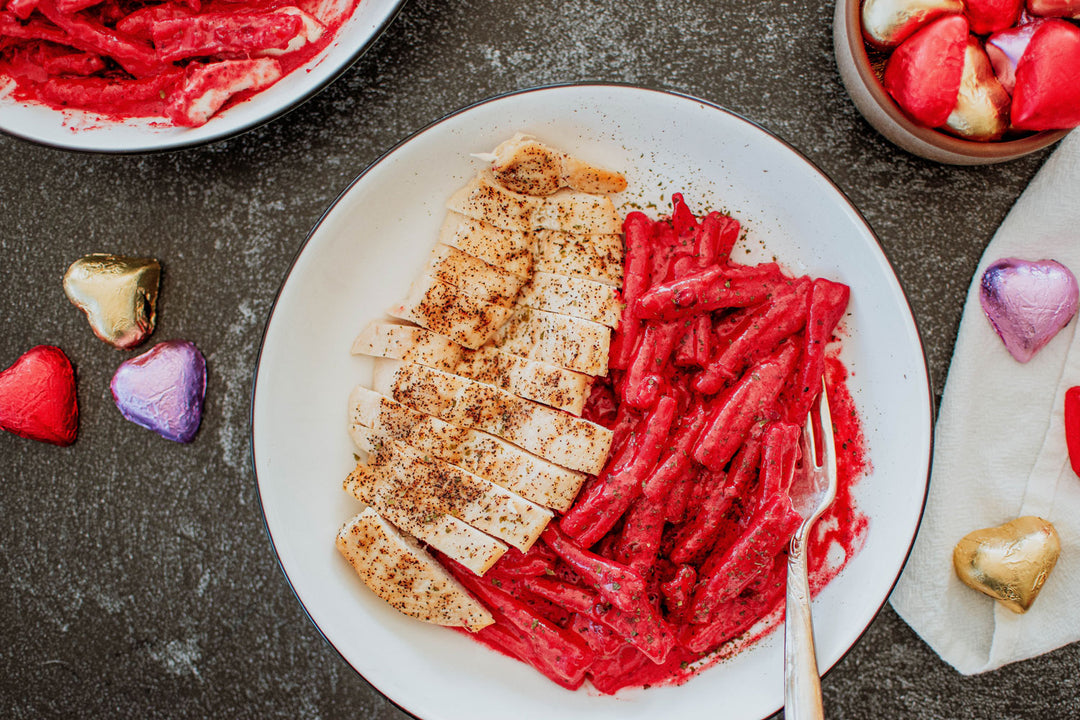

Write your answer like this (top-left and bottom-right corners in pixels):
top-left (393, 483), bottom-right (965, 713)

top-left (890, 131), bottom-right (1080, 675)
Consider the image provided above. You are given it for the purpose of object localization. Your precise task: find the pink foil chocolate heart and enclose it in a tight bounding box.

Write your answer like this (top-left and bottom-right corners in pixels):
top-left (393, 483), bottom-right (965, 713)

top-left (980, 258), bottom-right (1079, 363)
top-left (111, 339), bottom-right (207, 443)
top-left (987, 20), bottom-right (1044, 94)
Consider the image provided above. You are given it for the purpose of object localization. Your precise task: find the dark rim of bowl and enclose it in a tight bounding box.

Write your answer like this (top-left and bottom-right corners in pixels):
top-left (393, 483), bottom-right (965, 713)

top-left (248, 81), bottom-right (937, 720)
top-left (0, 0), bottom-right (411, 155)
top-left (843, 0), bottom-right (1069, 155)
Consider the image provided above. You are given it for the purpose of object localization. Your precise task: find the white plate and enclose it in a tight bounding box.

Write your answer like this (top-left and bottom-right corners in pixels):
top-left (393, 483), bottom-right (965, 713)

top-left (251, 84), bottom-right (933, 720)
top-left (0, 0), bottom-right (405, 153)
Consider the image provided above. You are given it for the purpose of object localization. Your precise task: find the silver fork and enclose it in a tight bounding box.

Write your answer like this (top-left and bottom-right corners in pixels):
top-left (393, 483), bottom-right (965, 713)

top-left (784, 380), bottom-right (837, 720)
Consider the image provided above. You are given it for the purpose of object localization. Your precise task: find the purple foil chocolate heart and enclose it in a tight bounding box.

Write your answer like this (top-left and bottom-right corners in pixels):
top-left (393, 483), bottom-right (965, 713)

top-left (980, 258), bottom-right (1079, 363)
top-left (111, 339), bottom-right (207, 443)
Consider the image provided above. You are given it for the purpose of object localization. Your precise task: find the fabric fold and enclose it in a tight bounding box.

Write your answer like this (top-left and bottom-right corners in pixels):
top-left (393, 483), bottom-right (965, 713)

top-left (890, 131), bottom-right (1080, 674)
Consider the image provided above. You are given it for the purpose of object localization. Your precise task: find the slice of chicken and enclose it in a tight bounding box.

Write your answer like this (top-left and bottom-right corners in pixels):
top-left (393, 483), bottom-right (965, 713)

top-left (352, 323), bottom-right (591, 415)
top-left (368, 440), bottom-right (552, 552)
top-left (371, 361), bottom-right (613, 475)
top-left (534, 229), bottom-right (624, 287)
top-left (448, 172), bottom-right (622, 234)
top-left (336, 508), bottom-right (494, 631)
top-left (352, 424), bottom-right (571, 518)
top-left (388, 273), bottom-right (511, 350)
top-left (351, 322), bottom-right (463, 372)
top-left (533, 189), bottom-right (623, 235)
top-left (348, 386), bottom-right (586, 511)
top-left (446, 173), bottom-right (543, 233)
top-left (457, 345), bottom-right (591, 416)
top-left (492, 306), bottom-right (611, 377)
top-left (473, 133), bottom-right (627, 196)
top-left (517, 271), bottom-right (623, 329)
top-left (344, 462), bottom-right (506, 576)
top-left (425, 244), bottom-right (526, 308)
top-left (349, 384), bottom-right (470, 452)
top-left (439, 212), bottom-right (534, 279)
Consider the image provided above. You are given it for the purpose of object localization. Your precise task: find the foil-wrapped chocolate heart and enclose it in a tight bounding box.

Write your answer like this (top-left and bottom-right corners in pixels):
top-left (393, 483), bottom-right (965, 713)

top-left (1028, 0), bottom-right (1080, 18)
top-left (861, 0), bottom-right (963, 48)
top-left (953, 516), bottom-right (1060, 613)
top-left (0, 345), bottom-right (78, 446)
top-left (986, 20), bottom-right (1044, 95)
top-left (63, 254), bottom-right (160, 350)
top-left (980, 257), bottom-right (1078, 363)
top-left (883, 15), bottom-right (969, 127)
top-left (111, 339), bottom-right (206, 443)
top-left (964, 0), bottom-right (1024, 34)
top-left (944, 37), bottom-right (1011, 140)
top-left (1010, 19), bottom-right (1080, 131)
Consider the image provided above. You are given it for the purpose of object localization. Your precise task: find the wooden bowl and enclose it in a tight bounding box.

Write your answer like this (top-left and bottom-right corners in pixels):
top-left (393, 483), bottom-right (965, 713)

top-left (833, 0), bottom-right (1069, 164)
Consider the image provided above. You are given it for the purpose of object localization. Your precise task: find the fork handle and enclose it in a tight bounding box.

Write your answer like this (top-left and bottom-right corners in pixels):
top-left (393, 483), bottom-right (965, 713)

top-left (784, 530), bottom-right (824, 720)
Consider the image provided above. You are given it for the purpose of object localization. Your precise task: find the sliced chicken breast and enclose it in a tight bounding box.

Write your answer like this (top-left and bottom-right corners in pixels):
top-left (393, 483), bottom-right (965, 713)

top-left (425, 244), bottom-right (526, 307)
top-left (388, 273), bottom-right (511, 350)
top-left (349, 384), bottom-right (470, 450)
top-left (371, 361), bottom-right (613, 475)
top-left (369, 441), bottom-right (552, 552)
top-left (352, 324), bottom-right (590, 415)
top-left (336, 508), bottom-right (494, 631)
top-left (492, 306), bottom-right (611, 377)
top-left (351, 322), bottom-right (463, 371)
top-left (473, 133), bottom-right (628, 196)
top-left (344, 462), bottom-right (506, 576)
top-left (534, 229), bottom-right (624, 286)
top-left (448, 429), bottom-right (585, 513)
top-left (348, 388), bottom-right (586, 512)
top-left (533, 189), bottom-right (622, 234)
top-left (457, 345), bottom-right (591, 416)
top-left (448, 172), bottom-right (622, 235)
top-left (517, 271), bottom-right (623, 328)
top-left (446, 173), bottom-right (543, 233)
top-left (438, 212), bottom-right (533, 279)
top-left (350, 422), bottom-right (584, 514)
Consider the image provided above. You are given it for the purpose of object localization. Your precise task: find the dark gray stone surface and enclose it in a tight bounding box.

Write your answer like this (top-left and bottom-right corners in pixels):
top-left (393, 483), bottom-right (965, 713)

top-left (1, 0), bottom-right (1077, 716)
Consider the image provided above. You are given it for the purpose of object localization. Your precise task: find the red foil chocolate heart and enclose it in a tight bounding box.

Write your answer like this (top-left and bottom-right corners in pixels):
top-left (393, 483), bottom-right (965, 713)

top-left (0, 345), bottom-right (78, 446)
top-left (945, 37), bottom-right (1011, 140)
top-left (1011, 19), bottom-right (1080, 130)
top-left (1027, 0), bottom-right (1080, 18)
top-left (1064, 386), bottom-right (1080, 477)
top-left (884, 15), bottom-right (969, 127)
top-left (965, 0), bottom-right (1024, 33)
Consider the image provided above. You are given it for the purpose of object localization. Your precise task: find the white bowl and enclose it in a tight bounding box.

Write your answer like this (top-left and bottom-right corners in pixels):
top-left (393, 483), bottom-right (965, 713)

top-left (250, 84), bottom-right (934, 720)
top-left (0, 0), bottom-right (405, 153)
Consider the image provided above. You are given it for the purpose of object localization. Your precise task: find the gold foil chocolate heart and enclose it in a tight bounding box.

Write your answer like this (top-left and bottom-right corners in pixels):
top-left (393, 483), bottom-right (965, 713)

top-left (953, 516), bottom-right (1060, 613)
top-left (63, 254), bottom-right (160, 350)
top-left (944, 37), bottom-right (1010, 141)
top-left (861, 0), bottom-right (963, 48)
